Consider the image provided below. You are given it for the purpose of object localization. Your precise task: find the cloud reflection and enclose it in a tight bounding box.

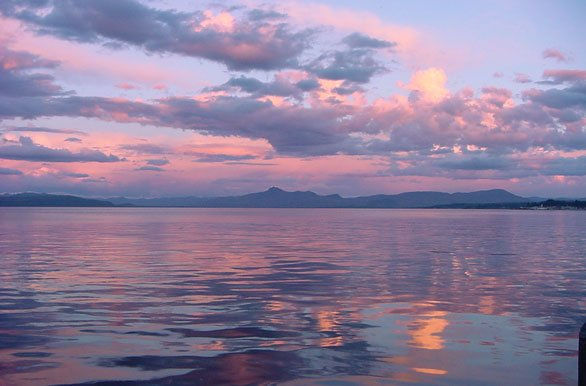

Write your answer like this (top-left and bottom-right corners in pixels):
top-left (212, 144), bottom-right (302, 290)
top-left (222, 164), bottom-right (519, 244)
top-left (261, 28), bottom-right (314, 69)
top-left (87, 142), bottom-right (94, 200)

top-left (0, 208), bottom-right (583, 385)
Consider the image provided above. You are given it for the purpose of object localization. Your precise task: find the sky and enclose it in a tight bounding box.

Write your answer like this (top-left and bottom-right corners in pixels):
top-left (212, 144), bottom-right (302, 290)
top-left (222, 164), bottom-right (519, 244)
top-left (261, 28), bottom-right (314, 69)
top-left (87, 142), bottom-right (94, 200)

top-left (0, 0), bottom-right (585, 198)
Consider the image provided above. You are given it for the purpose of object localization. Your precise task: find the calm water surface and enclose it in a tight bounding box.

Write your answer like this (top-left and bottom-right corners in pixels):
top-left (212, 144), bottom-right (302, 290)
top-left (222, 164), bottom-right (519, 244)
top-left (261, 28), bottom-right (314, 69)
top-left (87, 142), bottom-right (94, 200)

top-left (0, 208), bottom-right (585, 385)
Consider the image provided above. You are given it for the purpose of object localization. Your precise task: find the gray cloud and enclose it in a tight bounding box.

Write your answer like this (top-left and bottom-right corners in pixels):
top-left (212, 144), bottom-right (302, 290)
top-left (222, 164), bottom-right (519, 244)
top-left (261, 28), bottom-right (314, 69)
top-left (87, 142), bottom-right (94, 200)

top-left (295, 78), bottom-right (320, 91)
top-left (341, 32), bottom-right (395, 49)
top-left (0, 46), bottom-right (59, 70)
top-left (0, 136), bottom-right (123, 162)
top-left (247, 9), bottom-right (286, 21)
top-left (0, 0), bottom-right (313, 71)
top-left (381, 153), bottom-right (528, 180)
top-left (192, 153), bottom-right (257, 163)
top-left (63, 172), bottom-right (90, 178)
top-left (120, 143), bottom-right (169, 154)
top-left (527, 81), bottom-right (586, 109)
top-left (224, 161), bottom-right (276, 166)
top-left (213, 77), bottom-right (266, 94)
top-left (0, 60), bottom-right (583, 180)
top-left (333, 82), bottom-right (364, 95)
top-left (207, 75), bottom-right (317, 99)
top-left (151, 96), bottom-right (363, 155)
top-left (135, 165), bottom-right (164, 171)
top-left (0, 47), bottom-right (64, 98)
top-left (307, 48), bottom-right (388, 84)
top-left (82, 177), bottom-right (107, 183)
top-left (0, 167), bottom-right (23, 175)
top-left (2, 126), bottom-right (86, 135)
top-left (0, 86), bottom-right (583, 161)
top-left (0, 65), bottom-right (63, 98)
top-left (542, 156), bottom-right (586, 176)
top-left (146, 158), bottom-right (169, 166)
top-left (436, 156), bottom-right (513, 171)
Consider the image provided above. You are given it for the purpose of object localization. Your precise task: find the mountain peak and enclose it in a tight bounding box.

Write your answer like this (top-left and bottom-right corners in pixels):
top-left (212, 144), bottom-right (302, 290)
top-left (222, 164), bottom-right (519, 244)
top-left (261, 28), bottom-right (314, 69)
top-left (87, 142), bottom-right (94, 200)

top-left (266, 186), bottom-right (284, 193)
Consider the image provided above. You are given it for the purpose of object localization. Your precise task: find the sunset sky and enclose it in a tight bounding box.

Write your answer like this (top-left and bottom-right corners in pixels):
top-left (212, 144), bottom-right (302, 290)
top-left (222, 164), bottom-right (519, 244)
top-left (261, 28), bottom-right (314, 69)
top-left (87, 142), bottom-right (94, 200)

top-left (0, 0), bottom-right (585, 197)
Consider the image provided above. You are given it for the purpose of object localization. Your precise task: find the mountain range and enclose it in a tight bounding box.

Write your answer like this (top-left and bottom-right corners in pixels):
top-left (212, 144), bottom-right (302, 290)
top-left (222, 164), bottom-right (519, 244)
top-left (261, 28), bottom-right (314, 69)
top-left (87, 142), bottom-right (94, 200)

top-left (0, 187), bottom-right (547, 208)
top-left (109, 187), bottom-right (540, 208)
top-left (0, 193), bottom-right (114, 207)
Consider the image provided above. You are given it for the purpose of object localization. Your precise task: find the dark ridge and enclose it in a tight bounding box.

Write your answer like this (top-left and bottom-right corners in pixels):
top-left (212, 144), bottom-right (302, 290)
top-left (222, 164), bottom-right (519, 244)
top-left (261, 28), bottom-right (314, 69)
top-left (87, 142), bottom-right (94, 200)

top-left (2, 187), bottom-right (571, 209)
top-left (0, 193), bottom-right (114, 207)
top-left (431, 199), bottom-right (586, 209)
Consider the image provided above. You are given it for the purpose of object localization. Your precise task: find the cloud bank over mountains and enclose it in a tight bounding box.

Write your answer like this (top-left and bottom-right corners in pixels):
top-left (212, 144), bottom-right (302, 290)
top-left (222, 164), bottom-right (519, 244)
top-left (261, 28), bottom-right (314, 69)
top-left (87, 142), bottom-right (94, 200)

top-left (0, 1), bottom-right (584, 197)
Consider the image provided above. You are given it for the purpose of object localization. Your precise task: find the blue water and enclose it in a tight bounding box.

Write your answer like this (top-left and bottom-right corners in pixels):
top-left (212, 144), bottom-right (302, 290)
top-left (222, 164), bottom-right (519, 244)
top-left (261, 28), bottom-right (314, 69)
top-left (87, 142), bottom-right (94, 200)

top-left (0, 208), bottom-right (584, 385)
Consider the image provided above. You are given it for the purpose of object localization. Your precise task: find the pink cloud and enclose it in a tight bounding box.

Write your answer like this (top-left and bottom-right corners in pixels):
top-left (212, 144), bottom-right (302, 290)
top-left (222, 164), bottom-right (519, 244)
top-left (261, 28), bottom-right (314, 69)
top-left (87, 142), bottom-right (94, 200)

top-left (514, 73), bottom-right (532, 84)
top-left (542, 48), bottom-right (569, 62)
top-left (116, 82), bottom-right (138, 90)
top-left (401, 67), bottom-right (448, 103)
top-left (194, 10), bottom-right (236, 33)
top-left (542, 69), bottom-right (586, 83)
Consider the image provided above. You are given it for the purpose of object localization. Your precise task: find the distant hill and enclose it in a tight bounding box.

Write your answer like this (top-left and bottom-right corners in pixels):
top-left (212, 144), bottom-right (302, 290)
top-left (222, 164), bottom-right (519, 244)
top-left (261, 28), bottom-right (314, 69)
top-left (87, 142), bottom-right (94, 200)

top-left (0, 193), bottom-right (114, 207)
top-left (1, 188), bottom-right (552, 208)
top-left (108, 187), bottom-right (345, 207)
top-left (432, 199), bottom-right (586, 210)
top-left (108, 187), bottom-right (540, 208)
top-left (341, 189), bottom-right (534, 208)
top-left (107, 196), bottom-right (206, 207)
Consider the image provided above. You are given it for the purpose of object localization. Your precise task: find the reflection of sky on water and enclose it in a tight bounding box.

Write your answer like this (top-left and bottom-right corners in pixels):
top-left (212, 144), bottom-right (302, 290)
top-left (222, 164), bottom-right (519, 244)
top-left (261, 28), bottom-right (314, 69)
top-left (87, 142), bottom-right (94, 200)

top-left (0, 208), bottom-right (584, 385)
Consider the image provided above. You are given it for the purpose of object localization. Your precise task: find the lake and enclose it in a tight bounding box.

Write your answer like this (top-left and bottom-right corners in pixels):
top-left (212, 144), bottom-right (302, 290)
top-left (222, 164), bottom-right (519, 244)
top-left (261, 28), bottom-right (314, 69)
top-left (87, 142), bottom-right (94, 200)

top-left (0, 208), bottom-right (584, 385)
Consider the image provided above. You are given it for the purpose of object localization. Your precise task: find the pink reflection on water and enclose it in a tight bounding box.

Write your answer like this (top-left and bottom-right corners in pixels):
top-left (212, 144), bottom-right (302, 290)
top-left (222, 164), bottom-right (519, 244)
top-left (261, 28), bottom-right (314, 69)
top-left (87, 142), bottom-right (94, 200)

top-left (0, 208), bottom-right (583, 385)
